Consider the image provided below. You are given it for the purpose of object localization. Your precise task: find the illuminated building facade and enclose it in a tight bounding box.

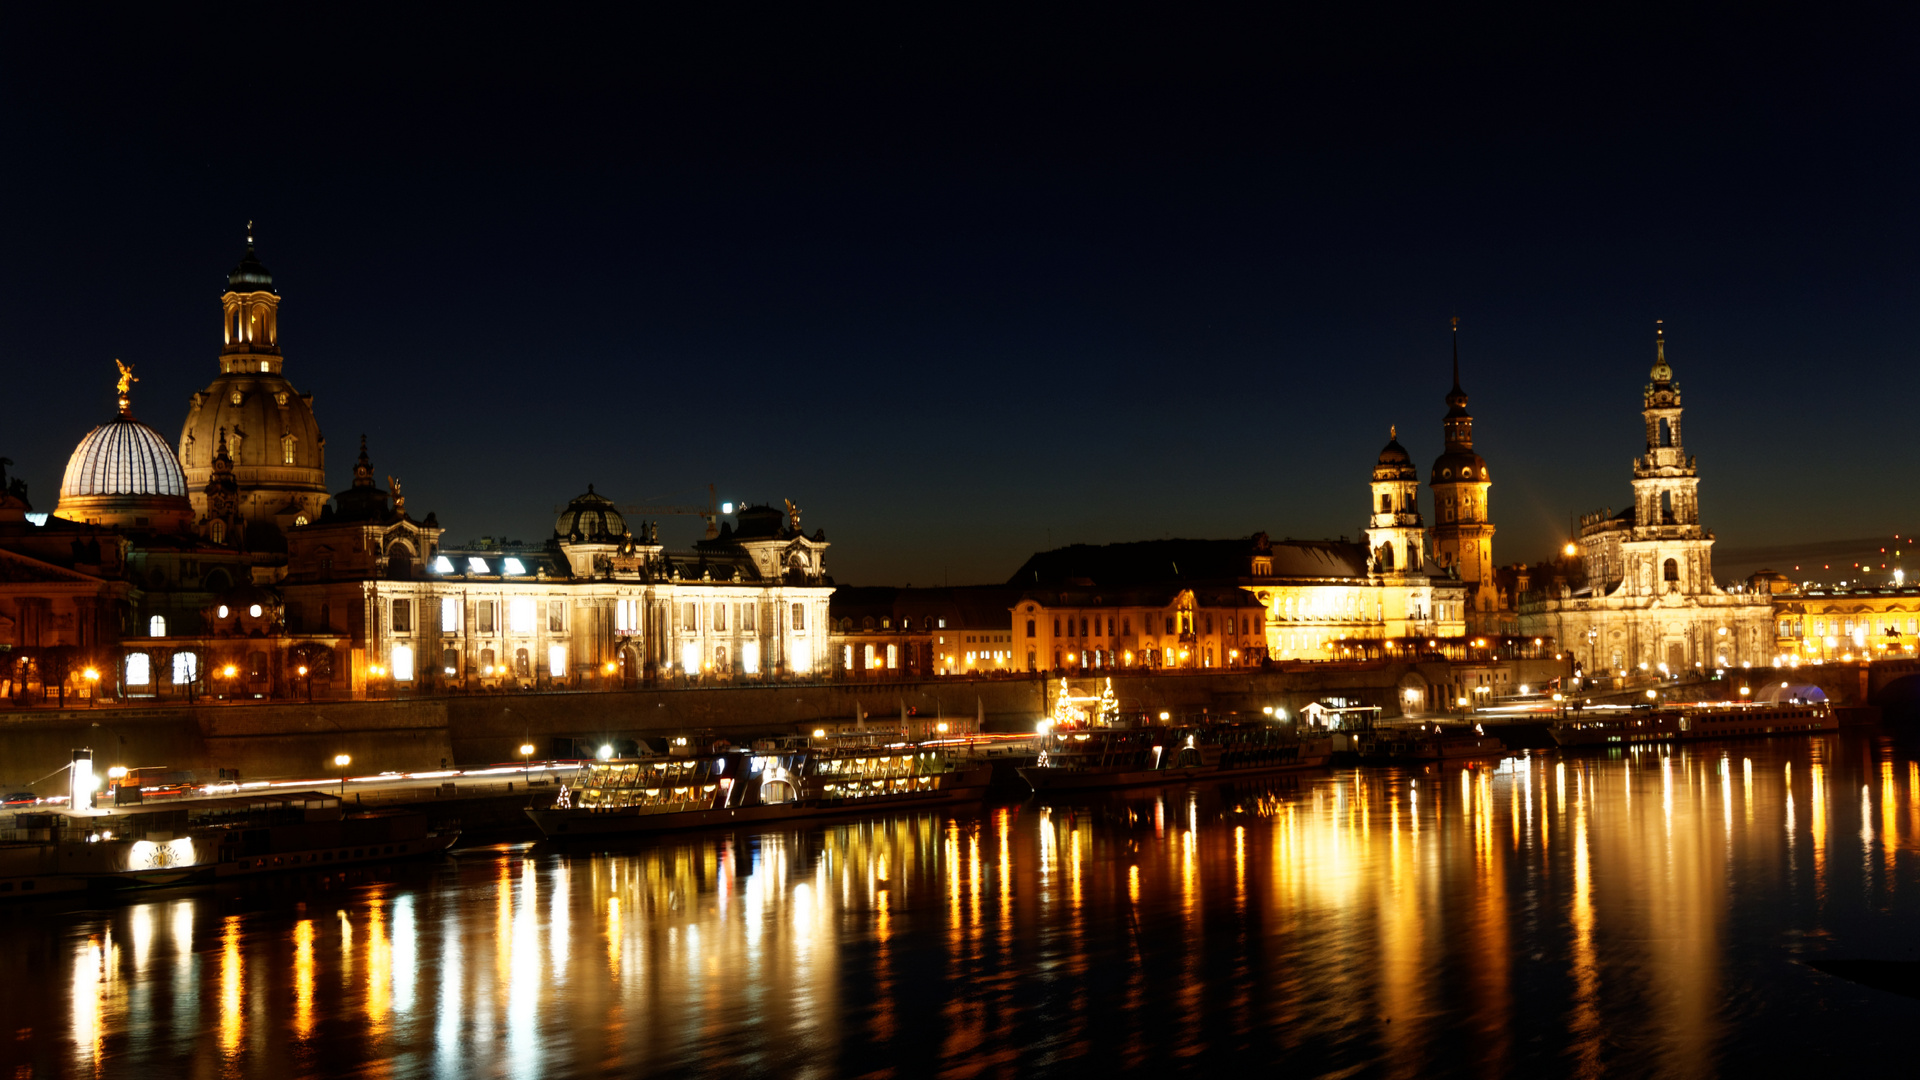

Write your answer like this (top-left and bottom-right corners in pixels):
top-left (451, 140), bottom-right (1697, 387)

top-left (1520, 327), bottom-right (1773, 673)
top-left (280, 480), bottom-right (833, 692)
top-left (1766, 583), bottom-right (1920, 663)
top-left (827, 586), bottom-right (1020, 679)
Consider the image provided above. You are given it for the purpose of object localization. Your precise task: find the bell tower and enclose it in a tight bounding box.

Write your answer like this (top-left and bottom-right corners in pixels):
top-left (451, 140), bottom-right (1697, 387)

top-left (1428, 320), bottom-right (1496, 594)
top-left (1366, 426), bottom-right (1424, 574)
top-left (1621, 321), bottom-right (1716, 597)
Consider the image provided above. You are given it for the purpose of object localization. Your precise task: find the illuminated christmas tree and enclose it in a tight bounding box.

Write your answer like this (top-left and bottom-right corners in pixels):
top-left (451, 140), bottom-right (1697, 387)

top-left (1097, 677), bottom-right (1119, 727)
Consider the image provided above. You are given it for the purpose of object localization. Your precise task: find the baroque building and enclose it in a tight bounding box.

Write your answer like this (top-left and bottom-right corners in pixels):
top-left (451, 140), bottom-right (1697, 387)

top-left (1520, 326), bottom-right (1773, 674)
top-left (2, 231), bottom-right (838, 704)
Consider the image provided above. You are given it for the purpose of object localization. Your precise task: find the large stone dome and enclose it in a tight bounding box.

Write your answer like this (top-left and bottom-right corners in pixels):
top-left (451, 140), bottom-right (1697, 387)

top-left (55, 411), bottom-right (194, 531)
top-left (178, 229), bottom-right (330, 540)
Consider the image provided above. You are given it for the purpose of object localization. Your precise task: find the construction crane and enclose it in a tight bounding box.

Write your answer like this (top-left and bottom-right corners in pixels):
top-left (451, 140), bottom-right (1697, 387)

top-left (554, 483), bottom-right (727, 538)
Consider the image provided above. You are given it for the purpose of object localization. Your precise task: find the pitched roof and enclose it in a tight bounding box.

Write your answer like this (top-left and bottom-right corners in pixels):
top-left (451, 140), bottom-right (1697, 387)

top-left (1006, 536), bottom-right (1368, 587)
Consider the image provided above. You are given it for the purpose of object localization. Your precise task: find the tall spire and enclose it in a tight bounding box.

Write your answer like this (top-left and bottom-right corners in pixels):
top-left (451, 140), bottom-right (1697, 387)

top-left (1451, 316), bottom-right (1461, 392)
top-left (1649, 318), bottom-right (1674, 385)
top-left (352, 434), bottom-right (375, 488)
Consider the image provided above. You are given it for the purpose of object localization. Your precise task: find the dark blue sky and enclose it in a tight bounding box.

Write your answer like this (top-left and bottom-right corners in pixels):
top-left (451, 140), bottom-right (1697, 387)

top-left (3, 6), bottom-right (1914, 585)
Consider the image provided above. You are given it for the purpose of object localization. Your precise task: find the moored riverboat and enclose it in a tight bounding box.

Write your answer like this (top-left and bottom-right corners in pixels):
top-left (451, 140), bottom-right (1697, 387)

top-left (0, 792), bottom-right (458, 898)
top-left (525, 732), bottom-right (993, 839)
top-left (1018, 722), bottom-right (1332, 793)
top-left (1361, 723), bottom-right (1508, 763)
top-left (1550, 700), bottom-right (1834, 747)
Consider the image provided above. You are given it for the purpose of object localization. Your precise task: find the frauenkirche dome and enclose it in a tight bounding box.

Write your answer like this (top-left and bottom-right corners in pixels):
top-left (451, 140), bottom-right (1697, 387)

top-left (178, 227), bottom-right (329, 547)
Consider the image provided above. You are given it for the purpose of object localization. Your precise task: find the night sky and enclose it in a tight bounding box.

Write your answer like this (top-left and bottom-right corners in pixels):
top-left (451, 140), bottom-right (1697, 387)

top-left (3, 7), bottom-right (1914, 586)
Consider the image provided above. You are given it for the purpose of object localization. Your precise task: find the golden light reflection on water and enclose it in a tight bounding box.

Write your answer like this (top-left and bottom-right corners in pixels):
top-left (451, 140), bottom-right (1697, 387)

top-left (18, 736), bottom-right (1920, 1077)
top-left (293, 919), bottom-right (315, 1040)
top-left (218, 916), bottom-right (242, 1060)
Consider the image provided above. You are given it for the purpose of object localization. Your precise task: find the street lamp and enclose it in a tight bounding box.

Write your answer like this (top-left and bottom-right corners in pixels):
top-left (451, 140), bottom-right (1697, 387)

top-left (333, 753), bottom-right (351, 795)
top-left (223, 664), bottom-right (237, 700)
top-left (83, 667), bottom-right (99, 707)
top-left (298, 664), bottom-right (311, 703)
top-left (520, 743), bottom-right (535, 779)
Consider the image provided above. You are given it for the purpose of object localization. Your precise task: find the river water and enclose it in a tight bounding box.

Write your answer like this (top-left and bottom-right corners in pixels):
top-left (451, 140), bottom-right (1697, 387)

top-left (4, 732), bottom-right (1917, 1078)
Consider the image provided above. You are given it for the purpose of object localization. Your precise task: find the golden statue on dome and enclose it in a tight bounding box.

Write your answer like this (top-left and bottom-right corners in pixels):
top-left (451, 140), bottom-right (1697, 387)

top-left (114, 359), bottom-right (138, 413)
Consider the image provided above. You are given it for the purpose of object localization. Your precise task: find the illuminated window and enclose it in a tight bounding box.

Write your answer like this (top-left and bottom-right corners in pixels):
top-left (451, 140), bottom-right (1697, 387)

top-left (441, 597), bottom-right (460, 633)
top-left (149, 615), bottom-right (166, 637)
top-left (548, 644), bottom-right (566, 678)
top-left (864, 644), bottom-right (876, 669)
top-left (548, 600), bottom-right (564, 632)
top-left (281, 434), bottom-right (297, 464)
top-left (390, 599), bottom-right (412, 633)
top-left (510, 598), bottom-right (536, 633)
top-left (743, 641), bottom-right (760, 674)
top-left (259, 360), bottom-right (269, 373)
top-left (125, 653), bottom-right (151, 686)
top-left (391, 645), bottom-right (414, 681)
top-left (791, 603), bottom-right (805, 631)
top-left (843, 645), bottom-right (853, 670)
top-left (886, 644), bottom-right (898, 669)
top-left (514, 648), bottom-right (530, 677)
top-left (432, 555), bottom-right (454, 574)
top-left (230, 390), bottom-right (243, 406)
top-left (210, 520), bottom-right (226, 544)
top-left (682, 641), bottom-right (701, 672)
top-left (502, 558), bottom-right (526, 575)
top-left (172, 652), bottom-right (197, 685)
top-left (467, 557), bottom-right (489, 574)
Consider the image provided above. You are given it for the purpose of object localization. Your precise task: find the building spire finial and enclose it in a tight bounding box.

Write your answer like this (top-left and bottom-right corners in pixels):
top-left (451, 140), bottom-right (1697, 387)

top-left (1655, 318), bottom-right (1665, 364)
top-left (246, 219), bottom-right (254, 247)
top-left (1450, 317), bottom-right (1461, 391)
top-left (1389, 424), bottom-right (1396, 441)
top-left (114, 359), bottom-right (137, 416)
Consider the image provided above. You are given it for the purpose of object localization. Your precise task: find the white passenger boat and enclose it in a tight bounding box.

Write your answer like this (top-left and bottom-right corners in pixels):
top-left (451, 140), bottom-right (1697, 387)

top-left (525, 732), bottom-right (993, 839)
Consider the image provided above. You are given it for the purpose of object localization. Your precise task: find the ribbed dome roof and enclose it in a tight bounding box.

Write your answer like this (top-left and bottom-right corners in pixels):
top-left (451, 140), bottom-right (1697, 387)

top-left (555, 485), bottom-right (626, 540)
top-left (1377, 438), bottom-right (1410, 465)
top-left (227, 237), bottom-right (275, 294)
top-left (61, 414), bottom-right (189, 499)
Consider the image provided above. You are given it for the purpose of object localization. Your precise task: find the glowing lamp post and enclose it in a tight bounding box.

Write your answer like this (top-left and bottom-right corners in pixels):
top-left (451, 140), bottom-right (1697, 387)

top-left (222, 664), bottom-right (237, 701)
top-left (83, 667), bottom-right (99, 707)
top-left (520, 743), bottom-right (535, 780)
top-left (333, 753), bottom-right (351, 795)
top-left (298, 664), bottom-right (312, 703)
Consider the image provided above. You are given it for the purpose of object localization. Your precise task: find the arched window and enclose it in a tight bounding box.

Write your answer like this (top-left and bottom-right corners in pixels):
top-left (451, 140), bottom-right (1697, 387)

top-left (387, 544), bottom-right (413, 580)
top-left (281, 434), bottom-right (297, 464)
top-left (1380, 494), bottom-right (1392, 513)
top-left (209, 520), bottom-right (226, 545)
top-left (1381, 543), bottom-right (1396, 570)
top-left (1663, 558), bottom-right (1680, 582)
top-left (148, 615), bottom-right (166, 637)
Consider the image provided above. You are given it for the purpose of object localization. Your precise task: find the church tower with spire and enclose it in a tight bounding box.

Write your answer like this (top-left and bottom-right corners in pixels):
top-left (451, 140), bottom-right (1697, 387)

top-left (178, 225), bottom-right (329, 549)
top-left (1428, 320), bottom-right (1499, 627)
